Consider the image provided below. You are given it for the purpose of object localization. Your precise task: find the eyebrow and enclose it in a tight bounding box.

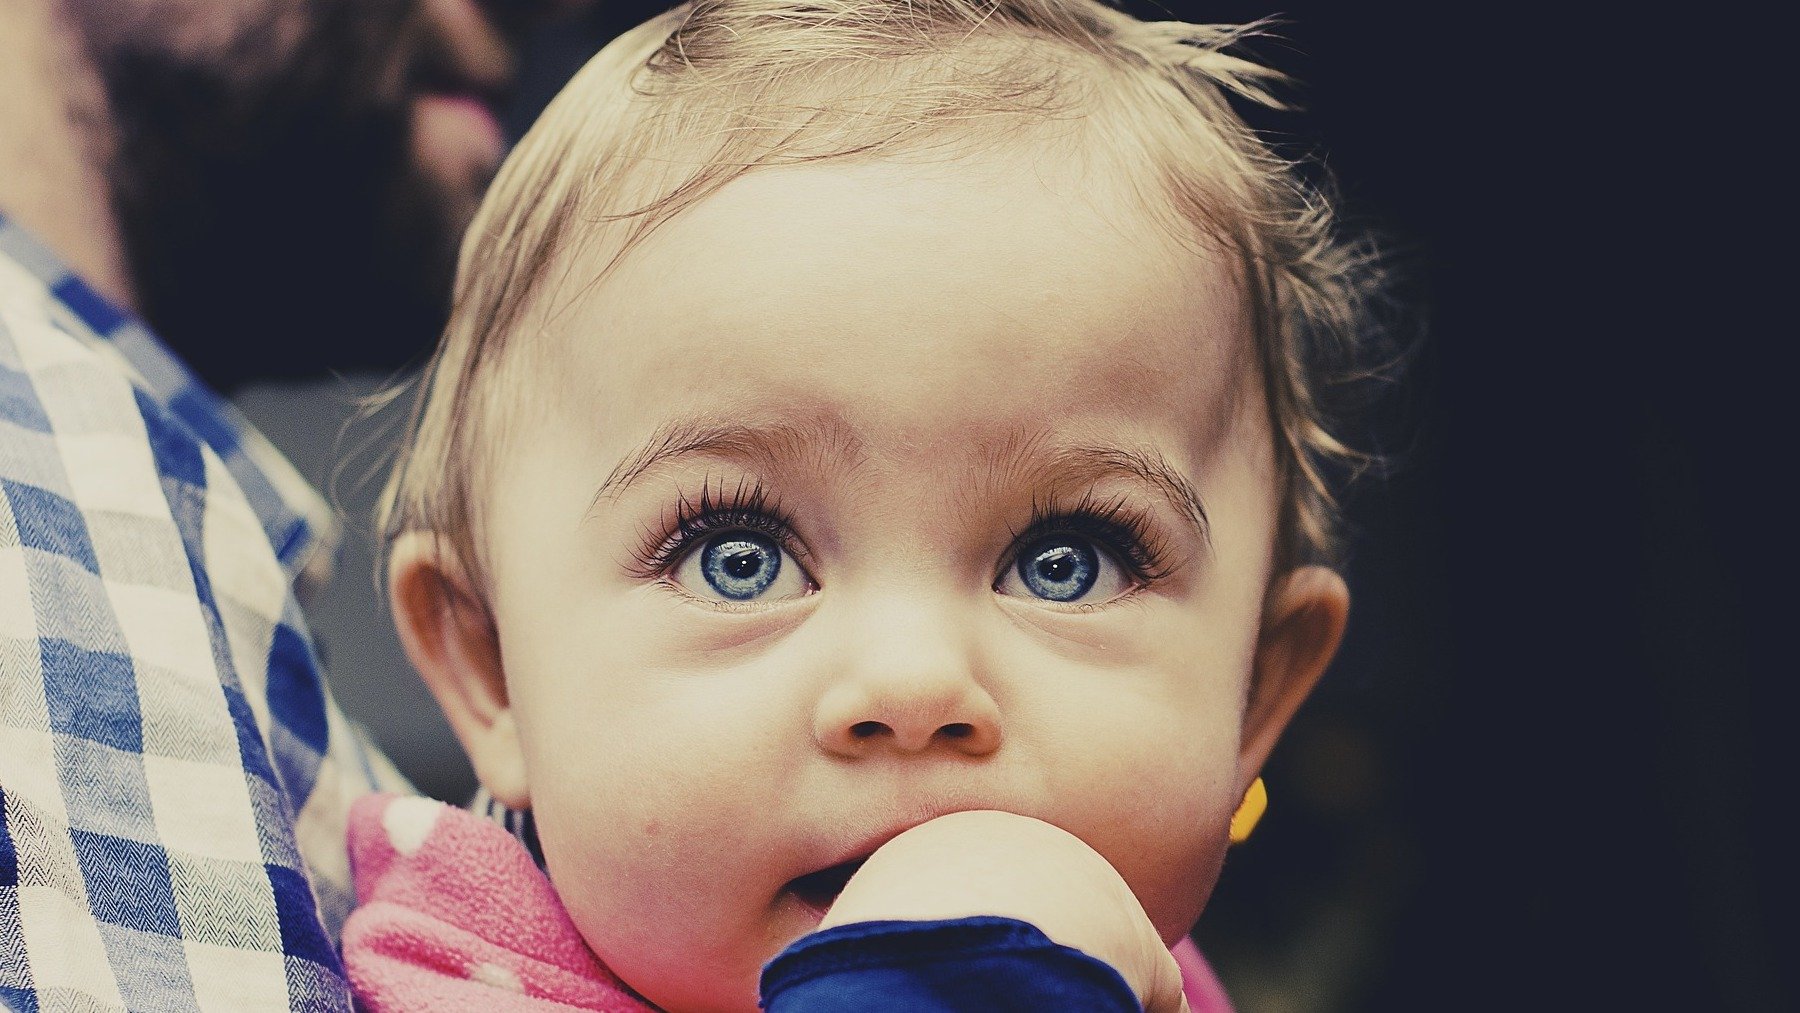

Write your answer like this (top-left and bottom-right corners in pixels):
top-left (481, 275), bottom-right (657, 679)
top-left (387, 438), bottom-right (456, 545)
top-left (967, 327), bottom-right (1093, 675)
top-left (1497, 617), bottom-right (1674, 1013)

top-left (592, 417), bottom-right (1210, 546)
top-left (1010, 443), bottom-right (1212, 549)
top-left (590, 416), bottom-right (862, 506)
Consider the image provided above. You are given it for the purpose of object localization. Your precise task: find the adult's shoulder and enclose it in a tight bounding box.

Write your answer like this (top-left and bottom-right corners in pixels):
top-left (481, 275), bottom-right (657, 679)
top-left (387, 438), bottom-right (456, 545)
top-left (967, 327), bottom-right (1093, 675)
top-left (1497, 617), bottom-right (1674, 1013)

top-left (0, 236), bottom-right (392, 1010)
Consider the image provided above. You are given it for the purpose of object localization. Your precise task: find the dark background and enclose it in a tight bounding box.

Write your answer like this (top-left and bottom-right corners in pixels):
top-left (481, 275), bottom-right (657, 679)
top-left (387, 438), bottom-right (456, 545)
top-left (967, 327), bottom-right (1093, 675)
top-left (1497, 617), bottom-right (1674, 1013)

top-left (243, 2), bottom-right (1786, 1008)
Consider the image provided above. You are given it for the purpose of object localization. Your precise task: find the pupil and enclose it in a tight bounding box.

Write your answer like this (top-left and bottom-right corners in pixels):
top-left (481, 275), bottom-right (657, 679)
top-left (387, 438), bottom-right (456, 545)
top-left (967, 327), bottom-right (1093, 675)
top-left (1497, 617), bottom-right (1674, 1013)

top-left (1017, 538), bottom-right (1096, 603)
top-left (701, 533), bottom-right (782, 601)
top-left (724, 549), bottom-right (761, 579)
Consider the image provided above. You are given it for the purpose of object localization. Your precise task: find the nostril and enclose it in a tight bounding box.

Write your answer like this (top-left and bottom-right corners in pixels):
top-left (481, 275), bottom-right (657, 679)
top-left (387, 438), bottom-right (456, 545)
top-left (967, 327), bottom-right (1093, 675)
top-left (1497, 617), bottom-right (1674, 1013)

top-left (939, 722), bottom-right (974, 739)
top-left (850, 720), bottom-right (887, 739)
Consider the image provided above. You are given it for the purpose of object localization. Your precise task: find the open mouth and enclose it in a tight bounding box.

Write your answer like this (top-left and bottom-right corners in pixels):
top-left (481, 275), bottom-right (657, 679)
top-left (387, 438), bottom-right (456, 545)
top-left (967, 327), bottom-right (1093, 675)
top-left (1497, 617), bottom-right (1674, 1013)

top-left (412, 93), bottom-right (506, 154)
top-left (404, 13), bottom-right (511, 171)
top-left (788, 856), bottom-right (870, 915)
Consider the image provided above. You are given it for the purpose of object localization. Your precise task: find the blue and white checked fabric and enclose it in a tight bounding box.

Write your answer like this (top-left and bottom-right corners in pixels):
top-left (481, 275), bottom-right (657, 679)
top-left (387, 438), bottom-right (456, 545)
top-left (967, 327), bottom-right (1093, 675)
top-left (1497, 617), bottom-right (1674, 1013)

top-left (0, 216), bottom-right (409, 1011)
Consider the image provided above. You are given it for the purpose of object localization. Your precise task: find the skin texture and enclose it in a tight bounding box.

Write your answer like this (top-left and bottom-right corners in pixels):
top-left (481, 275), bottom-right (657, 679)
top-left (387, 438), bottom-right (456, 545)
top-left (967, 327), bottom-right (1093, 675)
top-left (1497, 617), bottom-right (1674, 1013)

top-left (392, 146), bottom-right (1349, 1011)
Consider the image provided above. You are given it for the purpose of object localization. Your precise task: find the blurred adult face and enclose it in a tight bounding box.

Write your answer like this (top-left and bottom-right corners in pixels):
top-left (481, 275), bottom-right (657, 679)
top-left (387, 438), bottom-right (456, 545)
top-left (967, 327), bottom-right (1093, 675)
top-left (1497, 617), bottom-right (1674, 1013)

top-left (61, 0), bottom-right (587, 390)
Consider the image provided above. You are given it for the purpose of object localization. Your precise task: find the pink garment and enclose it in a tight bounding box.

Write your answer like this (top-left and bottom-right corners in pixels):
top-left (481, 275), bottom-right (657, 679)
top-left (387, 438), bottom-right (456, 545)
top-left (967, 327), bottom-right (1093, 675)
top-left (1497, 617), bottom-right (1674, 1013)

top-left (1172, 936), bottom-right (1234, 1012)
top-left (343, 793), bottom-right (1233, 1011)
top-left (343, 793), bottom-right (653, 1010)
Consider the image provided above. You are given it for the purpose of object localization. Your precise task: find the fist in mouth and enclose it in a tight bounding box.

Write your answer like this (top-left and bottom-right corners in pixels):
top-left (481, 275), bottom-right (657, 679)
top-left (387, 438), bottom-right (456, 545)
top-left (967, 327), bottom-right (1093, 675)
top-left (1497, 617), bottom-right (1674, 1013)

top-left (817, 810), bottom-right (1191, 1013)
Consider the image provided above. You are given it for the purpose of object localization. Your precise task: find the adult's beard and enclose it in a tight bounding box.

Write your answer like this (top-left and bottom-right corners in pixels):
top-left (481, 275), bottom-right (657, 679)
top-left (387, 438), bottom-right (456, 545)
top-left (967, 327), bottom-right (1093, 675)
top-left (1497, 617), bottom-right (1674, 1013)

top-left (70, 0), bottom-right (465, 393)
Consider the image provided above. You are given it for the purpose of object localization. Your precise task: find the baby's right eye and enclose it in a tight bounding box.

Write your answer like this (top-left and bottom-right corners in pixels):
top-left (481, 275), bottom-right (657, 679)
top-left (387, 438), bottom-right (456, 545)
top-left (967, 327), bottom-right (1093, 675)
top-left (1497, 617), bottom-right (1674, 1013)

top-left (672, 531), bottom-right (812, 603)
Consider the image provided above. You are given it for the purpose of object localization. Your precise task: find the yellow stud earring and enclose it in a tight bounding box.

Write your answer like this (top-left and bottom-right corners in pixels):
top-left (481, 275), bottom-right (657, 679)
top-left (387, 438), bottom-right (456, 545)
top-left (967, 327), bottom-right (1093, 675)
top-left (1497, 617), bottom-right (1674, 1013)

top-left (1228, 777), bottom-right (1267, 844)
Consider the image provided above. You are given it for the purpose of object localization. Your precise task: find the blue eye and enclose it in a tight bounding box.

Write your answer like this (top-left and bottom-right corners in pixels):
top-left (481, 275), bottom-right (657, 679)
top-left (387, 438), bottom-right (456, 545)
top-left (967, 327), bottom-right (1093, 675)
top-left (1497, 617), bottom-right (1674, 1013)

top-left (1017, 538), bottom-right (1096, 601)
top-left (674, 531), bottom-right (809, 602)
top-left (997, 534), bottom-right (1133, 604)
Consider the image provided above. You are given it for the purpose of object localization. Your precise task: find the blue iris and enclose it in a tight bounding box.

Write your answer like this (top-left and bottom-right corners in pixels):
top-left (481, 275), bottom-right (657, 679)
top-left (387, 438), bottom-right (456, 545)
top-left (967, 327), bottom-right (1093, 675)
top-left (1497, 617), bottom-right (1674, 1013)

top-left (1017, 537), bottom-right (1098, 602)
top-left (699, 532), bottom-right (783, 600)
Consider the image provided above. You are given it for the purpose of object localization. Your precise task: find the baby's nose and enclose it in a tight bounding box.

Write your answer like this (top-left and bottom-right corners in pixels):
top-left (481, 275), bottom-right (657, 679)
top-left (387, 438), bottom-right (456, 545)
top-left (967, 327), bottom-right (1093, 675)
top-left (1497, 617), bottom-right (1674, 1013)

top-left (813, 674), bottom-right (1002, 758)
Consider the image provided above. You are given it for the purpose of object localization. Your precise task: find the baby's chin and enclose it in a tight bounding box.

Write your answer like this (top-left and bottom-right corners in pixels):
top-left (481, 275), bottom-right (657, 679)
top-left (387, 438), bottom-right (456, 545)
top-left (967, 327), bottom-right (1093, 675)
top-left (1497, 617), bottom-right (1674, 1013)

top-left (615, 958), bottom-right (769, 1013)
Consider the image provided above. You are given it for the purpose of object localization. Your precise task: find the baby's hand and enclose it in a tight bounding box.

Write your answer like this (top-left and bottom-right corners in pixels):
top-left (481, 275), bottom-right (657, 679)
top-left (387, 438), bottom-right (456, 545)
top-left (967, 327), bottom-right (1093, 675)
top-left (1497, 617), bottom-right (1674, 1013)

top-left (818, 810), bottom-right (1190, 1013)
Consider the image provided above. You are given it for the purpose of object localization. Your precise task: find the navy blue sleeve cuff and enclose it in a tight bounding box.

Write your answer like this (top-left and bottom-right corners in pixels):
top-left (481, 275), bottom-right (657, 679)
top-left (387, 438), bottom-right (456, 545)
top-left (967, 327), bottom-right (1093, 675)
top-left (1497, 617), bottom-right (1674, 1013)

top-left (760, 916), bottom-right (1141, 1011)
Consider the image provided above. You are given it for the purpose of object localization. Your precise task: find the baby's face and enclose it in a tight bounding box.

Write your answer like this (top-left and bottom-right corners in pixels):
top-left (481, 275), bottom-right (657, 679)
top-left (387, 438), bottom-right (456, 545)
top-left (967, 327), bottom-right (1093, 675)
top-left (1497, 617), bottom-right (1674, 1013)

top-left (482, 147), bottom-right (1282, 1010)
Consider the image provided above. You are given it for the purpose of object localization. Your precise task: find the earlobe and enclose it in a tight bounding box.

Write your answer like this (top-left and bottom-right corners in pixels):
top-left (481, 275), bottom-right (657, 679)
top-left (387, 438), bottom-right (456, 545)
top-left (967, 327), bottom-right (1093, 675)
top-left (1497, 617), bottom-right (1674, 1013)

top-left (1239, 565), bottom-right (1350, 791)
top-left (388, 532), bottom-right (530, 809)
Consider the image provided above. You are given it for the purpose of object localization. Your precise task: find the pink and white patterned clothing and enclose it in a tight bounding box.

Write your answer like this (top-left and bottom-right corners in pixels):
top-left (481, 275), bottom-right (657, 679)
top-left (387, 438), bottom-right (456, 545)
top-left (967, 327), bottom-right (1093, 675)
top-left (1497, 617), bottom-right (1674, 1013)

top-left (343, 794), bottom-right (1234, 1011)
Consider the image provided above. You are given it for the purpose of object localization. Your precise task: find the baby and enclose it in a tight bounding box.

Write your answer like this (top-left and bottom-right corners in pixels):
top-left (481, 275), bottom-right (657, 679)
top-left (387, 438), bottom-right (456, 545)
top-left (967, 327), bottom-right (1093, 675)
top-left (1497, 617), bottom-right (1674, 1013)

top-left (351, 0), bottom-right (1381, 1009)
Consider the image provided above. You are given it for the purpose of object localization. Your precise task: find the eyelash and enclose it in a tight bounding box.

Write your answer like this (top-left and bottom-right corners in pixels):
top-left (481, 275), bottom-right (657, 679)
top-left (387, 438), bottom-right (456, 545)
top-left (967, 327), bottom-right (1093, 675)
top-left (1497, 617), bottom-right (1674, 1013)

top-left (1003, 491), bottom-right (1175, 586)
top-left (626, 477), bottom-right (804, 581)
top-left (626, 480), bottom-right (1174, 587)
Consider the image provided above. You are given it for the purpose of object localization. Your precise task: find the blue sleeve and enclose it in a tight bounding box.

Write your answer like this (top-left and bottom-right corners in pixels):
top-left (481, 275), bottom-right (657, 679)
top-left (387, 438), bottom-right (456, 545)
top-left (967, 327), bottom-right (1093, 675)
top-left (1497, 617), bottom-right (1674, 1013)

top-left (760, 916), bottom-right (1141, 1011)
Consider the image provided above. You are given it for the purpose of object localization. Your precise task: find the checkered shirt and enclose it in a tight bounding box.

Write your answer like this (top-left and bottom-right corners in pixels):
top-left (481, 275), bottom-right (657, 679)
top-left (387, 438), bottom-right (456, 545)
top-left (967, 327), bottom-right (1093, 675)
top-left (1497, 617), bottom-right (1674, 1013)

top-left (0, 216), bottom-right (409, 1011)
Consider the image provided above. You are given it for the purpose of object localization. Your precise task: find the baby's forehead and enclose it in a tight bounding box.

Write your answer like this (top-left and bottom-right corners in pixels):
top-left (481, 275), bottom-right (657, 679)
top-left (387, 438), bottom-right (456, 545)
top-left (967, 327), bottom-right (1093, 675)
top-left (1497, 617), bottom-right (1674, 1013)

top-left (550, 148), bottom-right (1248, 347)
top-left (524, 152), bottom-right (1263, 476)
top-left (386, 0), bottom-right (1373, 580)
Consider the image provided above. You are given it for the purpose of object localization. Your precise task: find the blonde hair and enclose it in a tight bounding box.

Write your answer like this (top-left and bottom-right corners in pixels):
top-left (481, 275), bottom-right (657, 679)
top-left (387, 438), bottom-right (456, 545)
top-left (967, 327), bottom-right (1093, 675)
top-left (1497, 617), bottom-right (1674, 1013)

top-left (380, 0), bottom-right (1387, 591)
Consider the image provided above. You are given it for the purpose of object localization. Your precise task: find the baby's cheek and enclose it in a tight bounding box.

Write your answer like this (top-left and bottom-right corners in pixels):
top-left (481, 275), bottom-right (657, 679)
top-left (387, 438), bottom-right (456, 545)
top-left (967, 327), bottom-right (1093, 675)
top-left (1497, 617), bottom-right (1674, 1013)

top-left (1091, 809), bottom-right (1230, 944)
top-left (546, 859), bottom-right (714, 1008)
top-left (1078, 740), bottom-right (1237, 940)
top-left (532, 762), bottom-right (804, 1011)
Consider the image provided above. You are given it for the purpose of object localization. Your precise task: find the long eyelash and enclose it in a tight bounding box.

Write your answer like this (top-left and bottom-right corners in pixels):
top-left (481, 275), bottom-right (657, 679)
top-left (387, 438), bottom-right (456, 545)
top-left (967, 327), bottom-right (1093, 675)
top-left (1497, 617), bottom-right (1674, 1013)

top-left (1009, 491), bottom-right (1177, 584)
top-left (626, 476), bottom-right (801, 580)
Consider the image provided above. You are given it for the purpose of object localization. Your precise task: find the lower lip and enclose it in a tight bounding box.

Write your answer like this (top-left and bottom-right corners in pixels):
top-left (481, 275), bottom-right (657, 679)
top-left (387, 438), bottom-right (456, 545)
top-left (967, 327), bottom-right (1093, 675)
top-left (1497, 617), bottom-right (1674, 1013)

top-left (413, 93), bottom-right (507, 170)
top-left (792, 891), bottom-right (832, 920)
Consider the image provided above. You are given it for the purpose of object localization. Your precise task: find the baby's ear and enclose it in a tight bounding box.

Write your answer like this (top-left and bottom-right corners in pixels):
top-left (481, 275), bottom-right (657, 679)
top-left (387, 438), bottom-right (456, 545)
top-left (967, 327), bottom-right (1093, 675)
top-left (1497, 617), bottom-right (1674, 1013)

top-left (1239, 566), bottom-right (1350, 792)
top-left (388, 532), bottom-right (530, 809)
